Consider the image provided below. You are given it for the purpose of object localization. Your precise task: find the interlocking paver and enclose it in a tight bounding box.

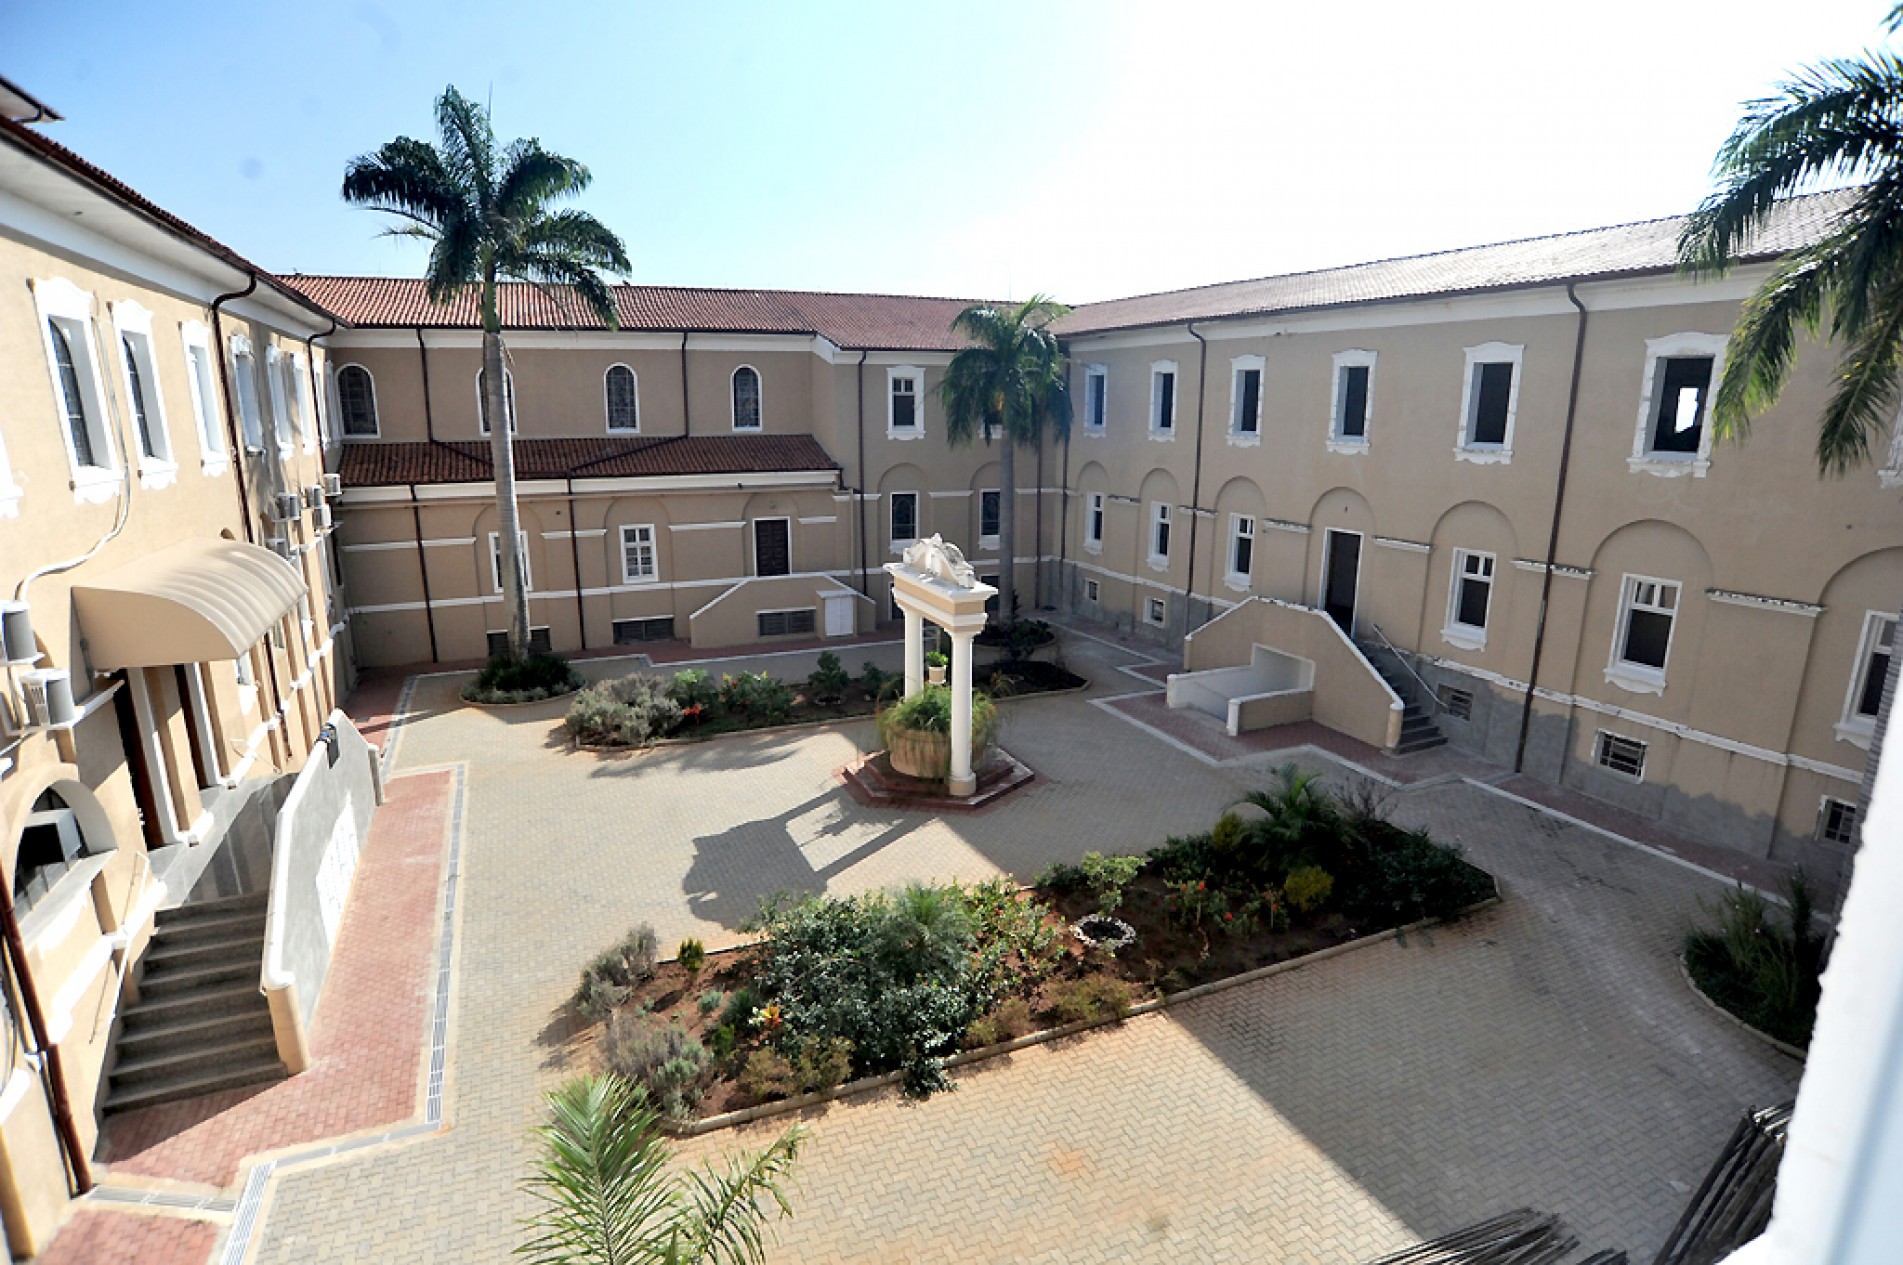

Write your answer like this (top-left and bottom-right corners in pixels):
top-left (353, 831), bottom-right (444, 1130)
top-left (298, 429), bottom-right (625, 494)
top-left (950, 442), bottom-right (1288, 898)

top-left (240, 630), bottom-right (1797, 1263)
top-left (34, 1208), bottom-right (220, 1265)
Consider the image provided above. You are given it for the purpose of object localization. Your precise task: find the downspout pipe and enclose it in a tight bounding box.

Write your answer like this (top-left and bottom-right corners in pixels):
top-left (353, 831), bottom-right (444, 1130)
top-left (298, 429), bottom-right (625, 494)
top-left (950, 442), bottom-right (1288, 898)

top-left (0, 885), bottom-right (90, 1195)
top-left (856, 351), bottom-right (871, 598)
top-left (1034, 432), bottom-right (1045, 608)
top-left (680, 332), bottom-right (691, 437)
top-left (1183, 321), bottom-right (1209, 633)
top-left (415, 327), bottom-right (437, 443)
top-left (1514, 284), bottom-right (1590, 774)
top-left (211, 272), bottom-right (259, 544)
top-left (566, 475), bottom-right (587, 651)
top-left (410, 482), bottom-right (439, 663)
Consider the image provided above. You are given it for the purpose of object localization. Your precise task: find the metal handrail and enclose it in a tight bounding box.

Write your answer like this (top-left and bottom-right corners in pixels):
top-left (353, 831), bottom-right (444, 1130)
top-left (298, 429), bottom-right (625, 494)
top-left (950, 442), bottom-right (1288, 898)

top-left (1363, 622), bottom-right (1437, 711)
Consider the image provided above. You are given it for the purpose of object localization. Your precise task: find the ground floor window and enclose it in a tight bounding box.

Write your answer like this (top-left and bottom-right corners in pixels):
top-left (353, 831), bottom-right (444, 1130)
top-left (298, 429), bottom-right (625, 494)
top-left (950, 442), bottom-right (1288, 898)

top-left (487, 627), bottom-right (552, 658)
top-left (1436, 684), bottom-right (1474, 721)
top-left (1819, 797), bottom-right (1858, 847)
top-left (1085, 578), bottom-right (1101, 603)
top-left (1144, 595), bottom-right (1166, 627)
top-left (612, 617), bottom-right (675, 644)
top-left (758, 608), bottom-right (816, 637)
top-left (1594, 730), bottom-right (1647, 781)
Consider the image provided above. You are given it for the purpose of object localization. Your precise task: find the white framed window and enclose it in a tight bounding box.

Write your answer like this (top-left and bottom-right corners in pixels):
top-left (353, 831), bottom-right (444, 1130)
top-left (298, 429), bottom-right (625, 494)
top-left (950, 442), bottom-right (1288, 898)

top-left (979, 489), bottom-right (1001, 547)
top-left (605, 365), bottom-right (640, 432)
top-left (1226, 514), bottom-right (1255, 588)
top-left (290, 351), bottom-right (315, 452)
top-left (1229, 355), bottom-right (1263, 445)
top-left (1329, 349), bottom-right (1375, 451)
top-left (887, 366), bottom-right (922, 438)
top-left (489, 530), bottom-right (531, 593)
top-left (1442, 549), bottom-right (1495, 651)
top-left (336, 364), bottom-right (380, 437)
top-left (229, 335), bottom-right (265, 451)
top-left (1085, 492), bottom-right (1105, 552)
top-left (265, 346), bottom-right (296, 455)
top-left (1818, 797), bottom-right (1858, 847)
top-left (477, 366), bottom-right (517, 434)
top-left (889, 491), bottom-right (918, 549)
top-left (34, 277), bottom-right (121, 502)
top-left (1148, 501), bottom-right (1172, 568)
top-left (1607, 574), bottom-right (1679, 694)
top-left (732, 365), bottom-right (762, 431)
top-left (620, 523), bottom-right (658, 583)
top-left (1085, 578), bottom-right (1101, 603)
top-left (179, 321), bottom-right (226, 473)
top-left (313, 357), bottom-right (333, 448)
top-left (1455, 342), bottom-right (1522, 463)
top-left (1594, 730), bottom-right (1647, 781)
top-left (1145, 596), bottom-right (1167, 627)
top-left (1149, 361), bottom-right (1178, 438)
top-left (111, 301), bottom-right (176, 489)
top-left (234, 650), bottom-right (258, 715)
top-left (1631, 333), bottom-right (1726, 477)
top-left (1082, 365), bottom-right (1107, 435)
top-left (1838, 611), bottom-right (1897, 746)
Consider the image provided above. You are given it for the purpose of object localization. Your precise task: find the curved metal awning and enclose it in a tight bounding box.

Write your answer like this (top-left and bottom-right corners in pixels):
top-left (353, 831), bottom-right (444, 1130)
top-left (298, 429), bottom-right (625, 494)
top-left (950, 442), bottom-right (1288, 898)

top-left (71, 537), bottom-right (307, 669)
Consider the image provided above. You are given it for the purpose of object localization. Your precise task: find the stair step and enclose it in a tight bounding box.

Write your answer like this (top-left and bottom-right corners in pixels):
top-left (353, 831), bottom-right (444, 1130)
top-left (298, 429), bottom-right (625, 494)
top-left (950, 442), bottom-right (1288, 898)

top-left (110, 1035), bottom-right (281, 1089)
top-left (1394, 734), bottom-right (1448, 754)
top-left (152, 910), bottom-right (267, 946)
top-left (142, 933), bottom-right (266, 971)
top-left (121, 981), bottom-right (267, 1025)
top-left (118, 1009), bottom-right (275, 1058)
top-left (157, 892), bottom-right (268, 923)
top-left (105, 1055), bottom-right (285, 1114)
top-left (137, 958), bottom-right (260, 997)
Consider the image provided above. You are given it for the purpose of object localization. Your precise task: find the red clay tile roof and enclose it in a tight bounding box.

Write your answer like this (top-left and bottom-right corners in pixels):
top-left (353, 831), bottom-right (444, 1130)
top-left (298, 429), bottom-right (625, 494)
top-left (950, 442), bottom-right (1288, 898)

top-left (1054, 189), bottom-right (1854, 336)
top-left (0, 116), bottom-right (337, 323)
top-left (339, 435), bottom-right (841, 487)
top-left (278, 275), bottom-right (984, 351)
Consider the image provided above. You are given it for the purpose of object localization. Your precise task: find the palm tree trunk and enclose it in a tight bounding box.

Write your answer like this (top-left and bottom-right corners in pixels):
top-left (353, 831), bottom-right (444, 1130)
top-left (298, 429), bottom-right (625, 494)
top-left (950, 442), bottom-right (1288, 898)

top-left (997, 434), bottom-right (1017, 624)
top-left (484, 311), bottom-right (530, 661)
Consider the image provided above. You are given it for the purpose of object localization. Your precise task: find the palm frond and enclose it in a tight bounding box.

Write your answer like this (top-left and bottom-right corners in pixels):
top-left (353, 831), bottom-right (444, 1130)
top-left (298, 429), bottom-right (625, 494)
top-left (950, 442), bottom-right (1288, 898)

top-left (340, 136), bottom-right (465, 228)
top-left (1817, 266), bottom-right (1903, 472)
top-left (499, 141), bottom-right (594, 222)
top-left (1709, 245), bottom-right (1832, 440)
top-left (425, 212), bottom-right (484, 303)
top-left (673, 1127), bottom-right (805, 1265)
top-left (516, 1075), bottom-right (677, 1265)
top-left (435, 85), bottom-right (496, 213)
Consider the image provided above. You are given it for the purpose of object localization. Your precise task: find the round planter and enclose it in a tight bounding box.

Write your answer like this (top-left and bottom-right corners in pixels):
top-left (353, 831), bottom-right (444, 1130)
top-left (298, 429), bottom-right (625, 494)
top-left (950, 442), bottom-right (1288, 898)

top-left (885, 727), bottom-right (990, 781)
top-left (926, 665), bottom-right (947, 685)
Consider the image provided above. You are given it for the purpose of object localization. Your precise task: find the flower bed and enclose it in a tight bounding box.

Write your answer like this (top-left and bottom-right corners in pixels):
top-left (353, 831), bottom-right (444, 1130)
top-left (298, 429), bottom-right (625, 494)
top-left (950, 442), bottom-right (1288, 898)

top-left (462, 653), bottom-right (585, 704)
top-left (568, 767), bottom-right (1494, 1126)
top-left (1682, 876), bottom-right (1823, 1050)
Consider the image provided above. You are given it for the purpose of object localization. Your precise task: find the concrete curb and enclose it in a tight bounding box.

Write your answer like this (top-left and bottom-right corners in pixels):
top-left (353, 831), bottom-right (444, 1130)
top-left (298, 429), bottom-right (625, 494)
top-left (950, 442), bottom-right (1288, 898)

top-left (1676, 955), bottom-right (1809, 1061)
top-left (662, 888), bottom-right (1502, 1138)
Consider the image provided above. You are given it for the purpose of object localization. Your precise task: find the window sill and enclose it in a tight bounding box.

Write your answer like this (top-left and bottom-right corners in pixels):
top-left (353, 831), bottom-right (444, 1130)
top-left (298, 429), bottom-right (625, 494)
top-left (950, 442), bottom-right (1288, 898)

top-left (1148, 429), bottom-right (1175, 443)
top-left (1327, 438), bottom-right (1370, 455)
top-left (1081, 427), bottom-right (1105, 439)
top-left (1627, 453), bottom-right (1709, 478)
top-left (732, 426), bottom-right (763, 434)
top-left (885, 428), bottom-right (924, 442)
top-left (622, 575), bottom-right (659, 587)
top-left (1604, 662), bottom-right (1666, 695)
top-left (200, 453), bottom-right (230, 477)
top-left (1147, 555), bottom-right (1171, 573)
top-left (1441, 625), bottom-right (1486, 652)
top-left (890, 540), bottom-right (917, 555)
top-left (1454, 445), bottom-right (1511, 466)
top-left (70, 465), bottom-right (123, 505)
top-left (138, 459), bottom-right (179, 491)
top-left (1084, 541), bottom-right (1103, 555)
top-left (1223, 574), bottom-right (1252, 593)
top-left (979, 536), bottom-right (999, 552)
top-left (1227, 431), bottom-right (1261, 448)
top-left (1880, 467), bottom-right (1903, 491)
top-left (607, 426), bottom-right (641, 436)
top-left (1835, 719), bottom-right (1876, 751)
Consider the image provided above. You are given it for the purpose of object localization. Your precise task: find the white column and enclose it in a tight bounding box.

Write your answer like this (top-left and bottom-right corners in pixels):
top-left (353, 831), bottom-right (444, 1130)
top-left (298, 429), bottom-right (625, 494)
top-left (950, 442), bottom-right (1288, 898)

top-left (948, 629), bottom-right (977, 795)
top-left (903, 607), bottom-right (924, 698)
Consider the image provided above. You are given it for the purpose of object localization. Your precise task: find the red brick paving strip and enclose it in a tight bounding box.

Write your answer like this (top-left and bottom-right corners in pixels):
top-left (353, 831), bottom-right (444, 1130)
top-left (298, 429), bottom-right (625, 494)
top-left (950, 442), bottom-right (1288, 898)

top-left (35, 1208), bottom-right (219, 1265)
top-left (101, 770), bottom-right (453, 1187)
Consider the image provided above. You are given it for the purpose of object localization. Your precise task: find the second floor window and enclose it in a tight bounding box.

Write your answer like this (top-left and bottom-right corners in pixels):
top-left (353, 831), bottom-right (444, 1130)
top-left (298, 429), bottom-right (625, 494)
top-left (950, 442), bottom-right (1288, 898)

top-left (1614, 576), bottom-right (1678, 682)
top-left (1151, 364), bottom-right (1177, 434)
top-left (889, 370), bottom-right (919, 432)
top-left (1332, 351), bottom-right (1374, 443)
top-left (606, 365), bottom-right (639, 431)
top-left (980, 489), bottom-right (1001, 543)
top-left (337, 365), bottom-right (379, 436)
top-left (1466, 363), bottom-right (1514, 446)
top-left (733, 366), bottom-right (762, 430)
top-left (1849, 612), bottom-right (1897, 725)
top-left (621, 523), bottom-right (657, 582)
top-left (1086, 492), bottom-right (1105, 548)
top-left (1083, 366), bottom-right (1107, 431)
top-left (1228, 515), bottom-right (1254, 582)
top-left (121, 335), bottom-right (161, 460)
top-left (1647, 356), bottom-right (1713, 455)
top-left (1231, 358), bottom-right (1262, 437)
top-left (1150, 501), bottom-right (1172, 564)
top-left (890, 491), bottom-right (918, 545)
top-left (48, 318), bottom-right (101, 467)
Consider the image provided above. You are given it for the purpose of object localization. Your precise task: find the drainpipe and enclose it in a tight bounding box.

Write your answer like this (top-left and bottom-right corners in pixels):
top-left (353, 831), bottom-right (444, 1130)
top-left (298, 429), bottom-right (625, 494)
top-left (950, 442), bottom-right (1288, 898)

top-left (1514, 284), bottom-right (1590, 775)
top-left (856, 351), bottom-right (871, 598)
top-left (410, 482), bottom-right (439, 663)
top-left (1033, 433), bottom-right (1045, 608)
top-left (1183, 321), bottom-right (1209, 633)
top-left (1058, 400), bottom-right (1072, 606)
top-left (679, 332), bottom-right (691, 437)
top-left (0, 887), bottom-right (90, 1196)
top-left (414, 327), bottom-right (437, 443)
top-left (566, 474), bottom-right (587, 651)
top-left (210, 273), bottom-right (259, 544)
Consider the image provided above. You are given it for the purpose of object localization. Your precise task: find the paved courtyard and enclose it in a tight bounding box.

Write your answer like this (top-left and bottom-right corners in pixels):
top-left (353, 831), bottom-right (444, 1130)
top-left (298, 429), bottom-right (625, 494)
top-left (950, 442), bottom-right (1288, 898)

top-left (118, 627), bottom-right (1798, 1262)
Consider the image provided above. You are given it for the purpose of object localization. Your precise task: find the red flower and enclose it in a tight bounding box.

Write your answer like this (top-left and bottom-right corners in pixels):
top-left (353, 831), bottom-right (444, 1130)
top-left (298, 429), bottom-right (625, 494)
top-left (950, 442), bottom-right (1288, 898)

top-left (1223, 912), bottom-right (1234, 922)
top-left (1196, 882), bottom-right (1207, 892)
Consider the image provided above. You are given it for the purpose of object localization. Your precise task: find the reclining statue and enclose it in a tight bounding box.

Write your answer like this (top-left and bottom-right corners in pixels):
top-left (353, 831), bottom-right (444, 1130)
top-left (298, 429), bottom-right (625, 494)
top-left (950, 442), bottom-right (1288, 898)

top-left (901, 534), bottom-right (978, 588)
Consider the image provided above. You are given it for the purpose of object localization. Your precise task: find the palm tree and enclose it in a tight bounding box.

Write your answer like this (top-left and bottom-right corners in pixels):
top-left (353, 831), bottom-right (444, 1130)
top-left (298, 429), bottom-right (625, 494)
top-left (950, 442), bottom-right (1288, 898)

top-left (1677, 8), bottom-right (1903, 909)
top-left (343, 86), bottom-right (630, 661)
top-left (938, 296), bottom-right (1073, 625)
top-left (517, 1074), bottom-right (803, 1265)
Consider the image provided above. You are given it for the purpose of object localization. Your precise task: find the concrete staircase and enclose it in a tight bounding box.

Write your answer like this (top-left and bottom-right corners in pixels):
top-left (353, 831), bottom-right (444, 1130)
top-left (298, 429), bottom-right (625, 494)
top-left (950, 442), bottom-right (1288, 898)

top-left (1358, 641), bottom-right (1448, 755)
top-left (107, 891), bottom-right (285, 1114)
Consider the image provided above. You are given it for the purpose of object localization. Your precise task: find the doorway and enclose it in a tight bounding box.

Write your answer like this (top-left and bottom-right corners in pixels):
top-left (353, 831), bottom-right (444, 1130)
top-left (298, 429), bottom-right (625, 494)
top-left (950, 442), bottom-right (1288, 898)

top-left (1321, 530), bottom-right (1361, 635)
top-left (753, 518), bottom-right (791, 577)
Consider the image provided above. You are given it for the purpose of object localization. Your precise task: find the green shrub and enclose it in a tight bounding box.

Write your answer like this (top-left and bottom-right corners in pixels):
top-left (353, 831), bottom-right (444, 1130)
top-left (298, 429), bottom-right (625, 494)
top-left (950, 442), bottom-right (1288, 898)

top-left (963, 997), bottom-right (1036, 1049)
top-left (719, 671), bottom-right (795, 722)
top-left (573, 923), bottom-right (659, 1020)
top-left (1684, 877), bottom-right (1824, 1048)
top-left (877, 684), bottom-right (996, 741)
top-left (1034, 861), bottom-right (1089, 894)
top-left (1078, 852), bottom-right (1145, 913)
top-left (737, 1036), bottom-right (855, 1100)
top-left (1350, 825), bottom-right (1492, 923)
top-left (677, 937), bottom-right (707, 976)
top-left (860, 661), bottom-right (894, 699)
top-left (602, 1011), bottom-right (709, 1121)
top-left (959, 879), bottom-right (1062, 992)
top-left (696, 987), bottom-right (726, 1016)
top-left (1050, 976), bottom-right (1133, 1025)
top-left (807, 652), bottom-right (851, 705)
top-left (462, 653), bottom-right (584, 704)
top-left (708, 1024), bottom-right (738, 1060)
top-left (1283, 865), bottom-right (1334, 914)
top-left (666, 667), bottom-right (719, 712)
top-left (1146, 832), bottom-right (1215, 885)
top-left (565, 674), bottom-right (683, 746)
top-left (719, 984), bottom-right (762, 1032)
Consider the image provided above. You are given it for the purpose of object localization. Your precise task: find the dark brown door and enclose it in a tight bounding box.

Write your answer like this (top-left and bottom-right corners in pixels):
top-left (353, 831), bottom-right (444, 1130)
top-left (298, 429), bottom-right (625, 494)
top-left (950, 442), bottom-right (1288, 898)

top-left (754, 519), bottom-right (791, 577)
top-left (1322, 530), bottom-right (1360, 634)
top-left (112, 677), bottom-right (166, 849)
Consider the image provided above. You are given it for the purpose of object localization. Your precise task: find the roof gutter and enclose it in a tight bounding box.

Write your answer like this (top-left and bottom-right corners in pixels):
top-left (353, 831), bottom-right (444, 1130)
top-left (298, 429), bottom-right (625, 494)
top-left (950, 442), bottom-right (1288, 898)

top-left (211, 272), bottom-right (259, 544)
top-left (1183, 321), bottom-right (1209, 632)
top-left (1514, 283), bottom-right (1590, 774)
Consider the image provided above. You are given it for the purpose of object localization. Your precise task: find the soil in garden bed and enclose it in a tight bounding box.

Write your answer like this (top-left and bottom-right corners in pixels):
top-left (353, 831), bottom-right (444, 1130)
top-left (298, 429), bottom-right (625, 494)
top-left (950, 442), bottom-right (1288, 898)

top-left (976, 659), bottom-right (1087, 694)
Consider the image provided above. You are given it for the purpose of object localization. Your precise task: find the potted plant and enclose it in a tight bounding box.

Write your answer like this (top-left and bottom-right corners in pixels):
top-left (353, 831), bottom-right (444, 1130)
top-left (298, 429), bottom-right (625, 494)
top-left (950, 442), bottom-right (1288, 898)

top-left (925, 650), bottom-right (948, 685)
top-left (877, 684), bottom-right (996, 781)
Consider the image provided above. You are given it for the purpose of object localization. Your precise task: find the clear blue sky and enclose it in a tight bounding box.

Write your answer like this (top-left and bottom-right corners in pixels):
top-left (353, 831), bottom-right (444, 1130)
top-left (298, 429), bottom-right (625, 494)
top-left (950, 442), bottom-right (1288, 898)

top-left (3, 1), bottom-right (1887, 304)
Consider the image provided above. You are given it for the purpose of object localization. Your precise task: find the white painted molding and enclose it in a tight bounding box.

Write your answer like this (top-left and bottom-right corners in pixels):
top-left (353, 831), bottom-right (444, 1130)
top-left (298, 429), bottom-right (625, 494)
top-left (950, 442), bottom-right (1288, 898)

top-left (1707, 588), bottom-right (1824, 617)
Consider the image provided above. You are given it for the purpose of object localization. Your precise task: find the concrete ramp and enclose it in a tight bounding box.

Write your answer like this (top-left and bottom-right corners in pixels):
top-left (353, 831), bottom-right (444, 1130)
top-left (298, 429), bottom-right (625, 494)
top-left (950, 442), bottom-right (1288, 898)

top-left (1167, 645), bottom-right (1315, 736)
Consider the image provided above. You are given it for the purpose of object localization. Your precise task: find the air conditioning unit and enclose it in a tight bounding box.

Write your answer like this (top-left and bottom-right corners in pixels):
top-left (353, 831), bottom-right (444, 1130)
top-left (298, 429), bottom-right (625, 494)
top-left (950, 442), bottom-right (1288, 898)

top-left (272, 491), bottom-right (302, 523)
top-left (1, 600), bottom-right (38, 665)
top-left (267, 535), bottom-right (292, 560)
top-left (20, 668), bottom-right (76, 729)
top-left (312, 504), bottom-right (333, 530)
top-left (322, 473), bottom-right (343, 499)
top-left (304, 484), bottom-right (326, 511)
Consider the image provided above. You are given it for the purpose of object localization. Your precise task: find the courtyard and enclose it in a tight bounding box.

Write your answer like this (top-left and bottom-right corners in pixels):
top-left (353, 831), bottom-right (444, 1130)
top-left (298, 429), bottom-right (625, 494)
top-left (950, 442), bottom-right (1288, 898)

top-left (82, 624), bottom-right (1798, 1263)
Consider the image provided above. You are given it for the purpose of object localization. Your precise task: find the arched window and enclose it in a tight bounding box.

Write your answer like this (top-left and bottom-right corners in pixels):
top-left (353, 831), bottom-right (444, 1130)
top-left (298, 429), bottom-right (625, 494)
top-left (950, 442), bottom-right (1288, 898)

top-left (48, 318), bottom-right (96, 466)
top-left (732, 366), bottom-right (761, 431)
top-left (14, 790), bottom-right (85, 918)
top-left (337, 365), bottom-right (379, 436)
top-left (605, 365), bottom-right (639, 432)
top-left (478, 366), bottom-right (517, 435)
